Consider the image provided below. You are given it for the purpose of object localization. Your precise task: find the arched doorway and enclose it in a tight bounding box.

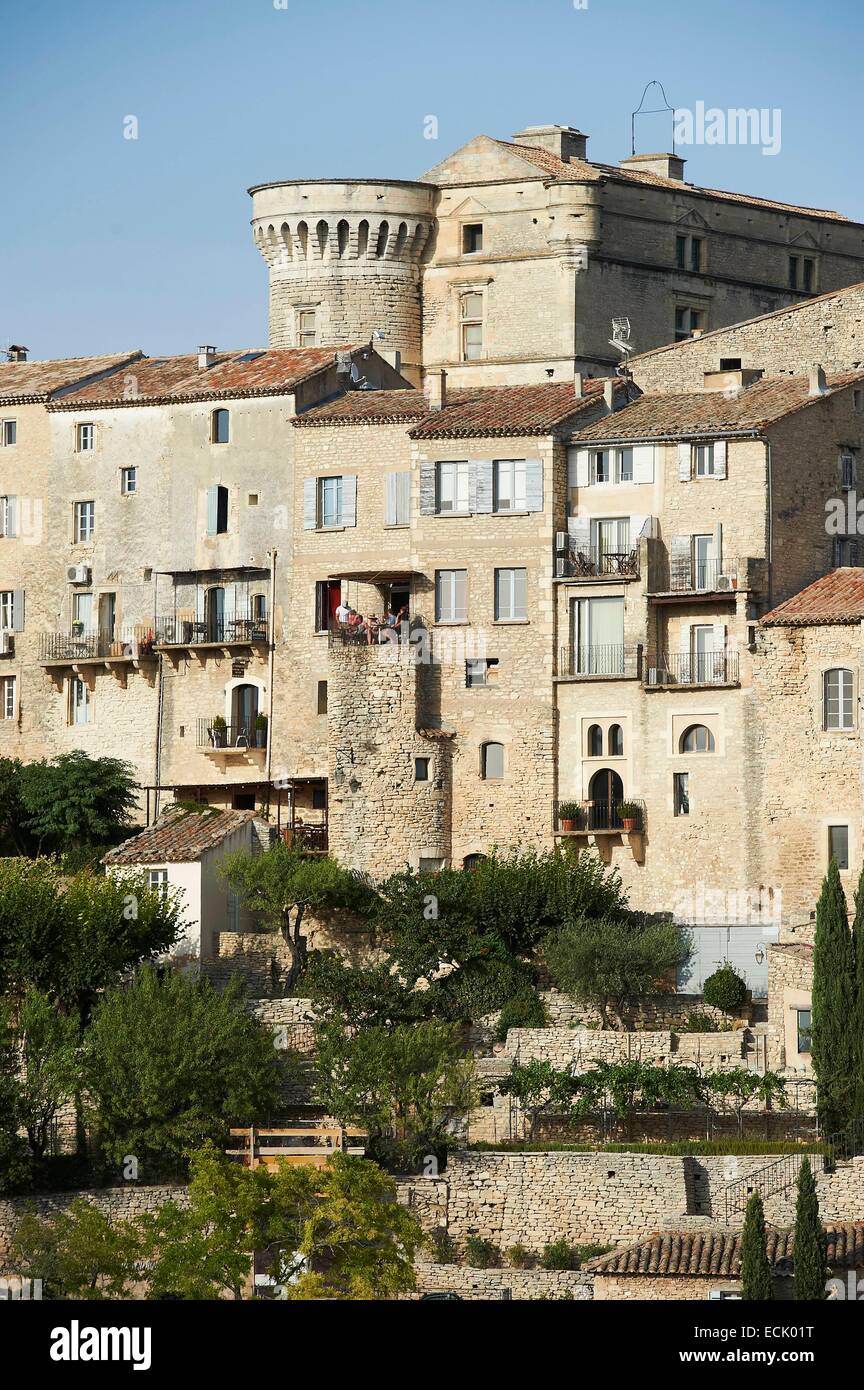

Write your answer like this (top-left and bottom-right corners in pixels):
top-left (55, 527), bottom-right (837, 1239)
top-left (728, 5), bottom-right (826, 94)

top-left (588, 768), bottom-right (624, 830)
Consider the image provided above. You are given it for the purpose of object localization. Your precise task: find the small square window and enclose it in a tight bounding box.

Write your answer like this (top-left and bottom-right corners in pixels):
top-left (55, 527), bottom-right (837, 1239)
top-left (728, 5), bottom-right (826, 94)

top-left (415, 757), bottom-right (430, 781)
top-left (248, 493), bottom-right (259, 506)
top-left (462, 223), bottom-right (483, 254)
top-left (829, 824), bottom-right (849, 870)
top-left (1, 420), bottom-right (16, 447)
top-left (76, 422), bottom-right (95, 452)
top-left (121, 467), bottom-right (137, 495)
top-left (466, 657), bottom-right (499, 688)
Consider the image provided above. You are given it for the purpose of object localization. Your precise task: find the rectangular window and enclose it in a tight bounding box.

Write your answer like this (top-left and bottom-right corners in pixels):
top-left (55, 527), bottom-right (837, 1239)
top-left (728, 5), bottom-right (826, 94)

top-left (460, 292), bottom-right (483, 362)
top-left (829, 824), bottom-right (850, 870)
top-left (121, 467), bottom-right (137, 494)
top-left (0, 592), bottom-right (12, 630)
top-left (591, 449), bottom-right (632, 484)
top-left (74, 501), bottom-right (95, 543)
top-left (788, 255), bottom-right (799, 289)
top-left (462, 223), bottom-right (483, 254)
top-left (694, 443), bottom-right (715, 477)
top-left (315, 580), bottom-right (340, 634)
top-left (436, 461), bottom-right (471, 514)
top-left (481, 742), bottom-right (505, 780)
top-left (211, 409), bottom-right (230, 444)
top-left (618, 448), bottom-right (633, 483)
top-left (841, 450), bottom-right (857, 490)
top-left (675, 235), bottom-right (687, 269)
top-left (493, 459), bottom-right (527, 512)
top-left (674, 771), bottom-right (690, 817)
top-left (796, 1009), bottom-right (812, 1055)
top-left (72, 592), bottom-right (93, 632)
top-left (297, 309), bottom-right (317, 347)
top-left (76, 422), bottom-right (95, 452)
top-left (317, 476), bottom-right (344, 528)
top-left (148, 868), bottom-right (169, 897)
top-left (466, 657), bottom-right (499, 688)
top-left (1, 676), bottom-right (15, 719)
top-left (415, 756), bottom-right (430, 781)
top-left (0, 497), bottom-right (13, 539)
top-left (675, 306), bottom-right (704, 341)
top-left (803, 258), bottom-right (815, 292)
top-left (70, 676), bottom-right (90, 725)
top-left (825, 669), bottom-right (854, 730)
top-left (317, 679), bottom-right (328, 715)
top-left (435, 568), bottom-right (467, 623)
top-left (573, 595), bottom-right (625, 675)
top-left (693, 534), bottom-right (714, 590)
top-left (495, 567), bottom-right (527, 621)
top-left (690, 237), bottom-right (703, 272)
top-left (1, 420), bottom-right (16, 447)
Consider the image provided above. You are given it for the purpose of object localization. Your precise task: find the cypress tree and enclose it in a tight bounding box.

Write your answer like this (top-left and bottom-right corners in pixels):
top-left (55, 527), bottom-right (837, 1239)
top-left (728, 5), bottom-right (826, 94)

top-left (851, 862), bottom-right (864, 1122)
top-left (811, 860), bottom-right (855, 1134)
top-left (793, 1157), bottom-right (827, 1300)
top-left (740, 1191), bottom-right (773, 1300)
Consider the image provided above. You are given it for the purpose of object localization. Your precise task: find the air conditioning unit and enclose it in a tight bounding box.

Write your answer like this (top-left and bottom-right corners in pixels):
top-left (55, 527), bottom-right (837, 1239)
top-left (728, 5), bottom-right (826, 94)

top-left (67, 564), bottom-right (91, 584)
top-left (647, 667), bottom-right (670, 686)
top-left (716, 574), bottom-right (736, 592)
top-left (555, 531), bottom-right (567, 553)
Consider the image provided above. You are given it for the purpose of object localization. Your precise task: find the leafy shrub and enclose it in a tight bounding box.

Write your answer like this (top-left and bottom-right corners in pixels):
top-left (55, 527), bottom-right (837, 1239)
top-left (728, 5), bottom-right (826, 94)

top-left (426, 1227), bottom-right (456, 1264)
top-left (703, 963), bottom-right (749, 1014)
top-left (495, 990), bottom-right (547, 1043)
top-left (682, 1011), bottom-right (722, 1033)
top-left (464, 1235), bottom-right (500, 1269)
top-left (505, 1243), bottom-right (533, 1269)
top-left (540, 1239), bottom-right (580, 1270)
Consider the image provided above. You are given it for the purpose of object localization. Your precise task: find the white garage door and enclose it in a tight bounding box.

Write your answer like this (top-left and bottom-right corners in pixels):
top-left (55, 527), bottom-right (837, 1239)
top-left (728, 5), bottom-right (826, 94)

top-left (677, 925), bottom-right (779, 999)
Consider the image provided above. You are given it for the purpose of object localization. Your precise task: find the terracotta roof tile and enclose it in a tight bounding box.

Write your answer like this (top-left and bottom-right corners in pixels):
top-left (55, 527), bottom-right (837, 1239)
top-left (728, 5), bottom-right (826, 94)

top-left (293, 390), bottom-right (428, 427)
top-left (409, 378), bottom-right (627, 439)
top-left (585, 1225), bottom-right (864, 1276)
top-left (0, 352), bottom-right (143, 405)
top-left (102, 807), bottom-right (255, 865)
top-left (573, 372), bottom-right (864, 443)
top-left (761, 568), bottom-right (864, 627)
top-left (50, 347), bottom-right (358, 409)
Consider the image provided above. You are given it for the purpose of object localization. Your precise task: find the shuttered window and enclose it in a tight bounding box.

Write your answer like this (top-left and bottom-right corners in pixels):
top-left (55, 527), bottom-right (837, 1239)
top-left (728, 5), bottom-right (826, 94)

top-left (824, 668), bottom-right (854, 730)
top-left (495, 567), bottom-right (527, 621)
top-left (481, 742), bottom-right (505, 780)
top-left (435, 569), bottom-right (467, 623)
top-left (384, 471), bottom-right (411, 526)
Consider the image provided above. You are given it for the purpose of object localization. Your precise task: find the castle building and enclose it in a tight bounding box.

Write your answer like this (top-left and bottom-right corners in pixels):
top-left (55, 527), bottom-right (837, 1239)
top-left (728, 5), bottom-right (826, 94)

top-left (251, 123), bottom-right (864, 385)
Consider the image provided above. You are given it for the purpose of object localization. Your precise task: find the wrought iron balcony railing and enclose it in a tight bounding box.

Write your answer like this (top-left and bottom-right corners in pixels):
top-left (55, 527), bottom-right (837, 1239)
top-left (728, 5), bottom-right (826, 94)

top-left (557, 799), bottom-right (645, 833)
top-left (557, 545), bottom-right (639, 580)
top-left (156, 612), bottom-right (268, 646)
top-left (667, 559), bottom-right (738, 593)
top-left (198, 718), bottom-right (268, 750)
top-left (645, 651), bottom-right (740, 686)
top-left (559, 644), bottom-right (642, 679)
top-left (40, 628), bottom-right (155, 661)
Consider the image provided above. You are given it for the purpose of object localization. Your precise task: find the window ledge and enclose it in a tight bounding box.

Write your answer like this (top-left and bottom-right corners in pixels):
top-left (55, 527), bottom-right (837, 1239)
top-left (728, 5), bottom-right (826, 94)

top-left (494, 619), bottom-right (529, 626)
top-left (315, 525), bottom-right (347, 534)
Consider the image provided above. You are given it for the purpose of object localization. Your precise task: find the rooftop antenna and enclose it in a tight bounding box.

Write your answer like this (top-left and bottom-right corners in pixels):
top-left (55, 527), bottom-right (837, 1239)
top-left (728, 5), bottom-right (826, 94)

top-left (609, 316), bottom-right (635, 379)
top-left (631, 80), bottom-right (676, 156)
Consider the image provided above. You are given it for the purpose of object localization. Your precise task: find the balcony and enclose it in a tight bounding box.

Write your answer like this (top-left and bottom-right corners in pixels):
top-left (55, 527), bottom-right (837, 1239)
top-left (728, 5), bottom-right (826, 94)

top-left (556, 799), bottom-right (646, 835)
top-left (557, 644), bottom-right (643, 680)
top-left (651, 558), bottom-right (739, 600)
top-left (198, 718), bottom-right (268, 757)
top-left (155, 612), bottom-right (269, 651)
top-left (645, 651), bottom-right (740, 688)
top-left (40, 627), bottom-right (157, 685)
top-left (555, 544), bottom-right (640, 582)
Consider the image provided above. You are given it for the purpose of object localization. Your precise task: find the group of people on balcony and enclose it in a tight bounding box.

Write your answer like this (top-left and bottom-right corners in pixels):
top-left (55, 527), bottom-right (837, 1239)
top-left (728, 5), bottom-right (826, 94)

top-left (334, 601), bottom-right (409, 645)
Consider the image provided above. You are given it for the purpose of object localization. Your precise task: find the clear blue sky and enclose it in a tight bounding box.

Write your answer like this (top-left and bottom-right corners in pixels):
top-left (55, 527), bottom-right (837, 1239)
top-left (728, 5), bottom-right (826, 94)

top-left (3, 0), bottom-right (861, 360)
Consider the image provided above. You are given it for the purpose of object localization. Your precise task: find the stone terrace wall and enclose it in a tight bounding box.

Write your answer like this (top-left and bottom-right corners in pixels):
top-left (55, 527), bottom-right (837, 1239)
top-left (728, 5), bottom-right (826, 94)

top-left (409, 1262), bottom-right (592, 1301)
top-left (469, 991), bottom-right (730, 1052)
top-left (0, 1187), bottom-right (189, 1267)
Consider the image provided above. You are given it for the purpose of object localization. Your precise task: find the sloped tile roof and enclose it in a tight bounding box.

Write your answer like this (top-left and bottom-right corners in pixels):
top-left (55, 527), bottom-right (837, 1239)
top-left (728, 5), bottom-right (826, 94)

top-left (49, 347), bottom-right (358, 409)
top-left (0, 352), bottom-right (143, 405)
top-left (585, 1225), bottom-right (864, 1276)
top-left (573, 372), bottom-right (864, 443)
top-left (103, 807), bottom-right (255, 865)
top-left (293, 390), bottom-right (428, 427)
top-left (761, 568), bottom-right (864, 627)
top-left (409, 379), bottom-right (628, 439)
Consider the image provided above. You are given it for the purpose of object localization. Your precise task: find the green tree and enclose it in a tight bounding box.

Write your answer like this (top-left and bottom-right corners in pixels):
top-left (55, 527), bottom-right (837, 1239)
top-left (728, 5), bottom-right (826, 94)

top-left (543, 915), bottom-right (691, 1029)
top-left (0, 859), bottom-right (182, 1018)
top-left (793, 1157), bottom-right (827, 1301)
top-left (83, 968), bottom-right (288, 1179)
top-left (704, 1069), bottom-right (787, 1135)
top-left (740, 1191), bottom-right (773, 1300)
top-left (0, 1008), bottom-right (30, 1193)
top-left (10, 989), bottom-right (82, 1162)
top-left (10, 1198), bottom-right (145, 1300)
top-left (19, 752), bottom-right (138, 853)
top-left (0, 756), bottom-right (33, 854)
top-left (303, 951), bottom-right (424, 1030)
top-left (498, 1060), bottom-right (580, 1140)
top-left (812, 859), bottom-right (856, 1132)
top-left (314, 1019), bottom-right (477, 1169)
top-left (221, 841), bottom-right (373, 989)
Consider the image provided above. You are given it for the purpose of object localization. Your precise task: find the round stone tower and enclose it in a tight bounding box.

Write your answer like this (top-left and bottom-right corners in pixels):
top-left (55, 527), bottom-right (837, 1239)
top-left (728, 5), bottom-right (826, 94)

top-left (249, 179), bottom-right (437, 382)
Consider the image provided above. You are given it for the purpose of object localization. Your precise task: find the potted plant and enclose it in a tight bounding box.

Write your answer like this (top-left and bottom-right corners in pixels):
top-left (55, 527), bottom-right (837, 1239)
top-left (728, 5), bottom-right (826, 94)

top-left (558, 799), bottom-right (580, 833)
top-left (71, 620), bottom-right (84, 637)
top-left (254, 711), bottom-right (268, 747)
top-left (211, 714), bottom-right (227, 748)
top-left (617, 801), bottom-right (640, 832)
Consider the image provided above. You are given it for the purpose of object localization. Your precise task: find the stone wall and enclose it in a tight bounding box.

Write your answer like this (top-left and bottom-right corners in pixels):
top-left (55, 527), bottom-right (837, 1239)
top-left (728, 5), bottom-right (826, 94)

top-left (409, 1262), bottom-right (592, 1301)
top-left (0, 1186), bottom-right (188, 1268)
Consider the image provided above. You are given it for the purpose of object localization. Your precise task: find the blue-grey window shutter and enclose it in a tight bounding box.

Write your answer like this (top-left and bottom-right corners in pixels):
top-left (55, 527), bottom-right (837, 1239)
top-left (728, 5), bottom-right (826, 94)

top-left (384, 472), bottom-right (398, 524)
top-left (396, 470), bottom-right (410, 525)
top-left (419, 460), bottom-right (436, 516)
top-left (677, 443), bottom-right (691, 482)
top-left (206, 485), bottom-right (219, 536)
top-left (714, 439), bottom-right (727, 479)
top-left (514, 567), bottom-right (527, 618)
top-left (342, 475), bottom-right (357, 527)
top-left (468, 463), bottom-right (478, 515)
top-left (525, 459), bottom-right (543, 512)
top-left (12, 590), bottom-right (24, 631)
top-left (475, 460), bottom-right (493, 513)
top-left (303, 477), bottom-right (318, 530)
top-left (6, 497), bottom-right (17, 538)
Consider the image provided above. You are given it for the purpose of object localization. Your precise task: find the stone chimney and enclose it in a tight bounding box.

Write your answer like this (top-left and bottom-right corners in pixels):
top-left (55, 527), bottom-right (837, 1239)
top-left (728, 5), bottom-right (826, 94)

top-left (425, 369), bottom-right (447, 412)
top-left (603, 380), bottom-right (615, 413)
top-left (197, 345), bottom-right (217, 370)
top-left (619, 152), bottom-right (687, 182)
top-left (6, 345), bottom-right (28, 363)
top-left (513, 125), bottom-right (588, 163)
top-left (574, 370), bottom-right (584, 398)
top-left (809, 364), bottom-right (828, 397)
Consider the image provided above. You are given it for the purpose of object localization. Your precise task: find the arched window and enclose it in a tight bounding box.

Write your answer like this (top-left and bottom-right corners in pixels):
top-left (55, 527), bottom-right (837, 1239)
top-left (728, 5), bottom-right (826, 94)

top-left (211, 409), bottom-right (229, 444)
top-left (680, 724), bottom-right (715, 753)
top-left (375, 220), bottom-right (390, 258)
top-left (609, 723), bottom-right (624, 756)
top-left (357, 220), bottom-right (369, 257)
top-left (824, 668), bottom-right (854, 730)
top-left (297, 220), bottom-right (309, 257)
top-left (463, 853), bottom-right (487, 872)
top-left (337, 220), bottom-right (350, 257)
top-left (316, 220), bottom-right (329, 257)
top-left (587, 724), bottom-right (603, 757)
top-left (481, 742), bottom-right (504, 780)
